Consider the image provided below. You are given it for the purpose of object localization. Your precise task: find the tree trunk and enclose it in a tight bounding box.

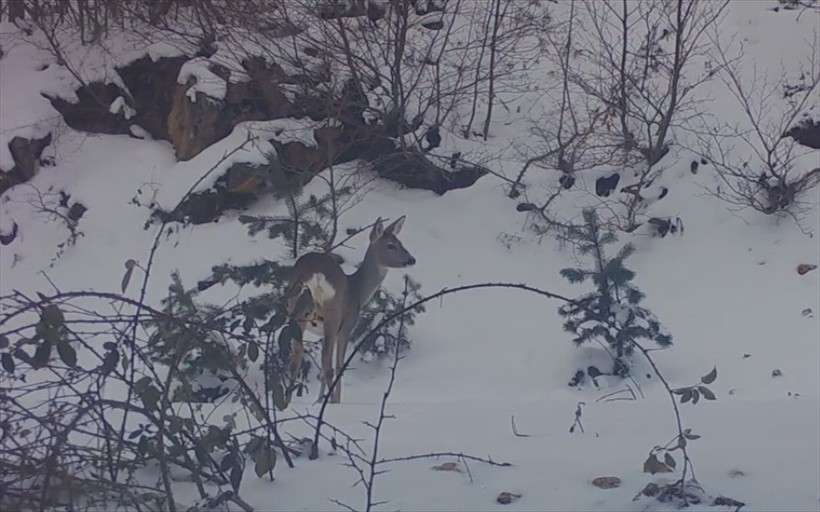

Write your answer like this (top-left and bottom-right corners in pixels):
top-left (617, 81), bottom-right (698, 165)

top-left (481, 0), bottom-right (504, 140)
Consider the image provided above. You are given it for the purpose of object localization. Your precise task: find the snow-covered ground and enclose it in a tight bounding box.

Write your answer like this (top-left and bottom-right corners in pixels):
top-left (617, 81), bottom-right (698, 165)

top-left (1, 2), bottom-right (818, 512)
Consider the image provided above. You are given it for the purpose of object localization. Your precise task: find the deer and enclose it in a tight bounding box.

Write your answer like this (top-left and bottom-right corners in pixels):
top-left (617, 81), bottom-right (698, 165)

top-left (281, 216), bottom-right (416, 404)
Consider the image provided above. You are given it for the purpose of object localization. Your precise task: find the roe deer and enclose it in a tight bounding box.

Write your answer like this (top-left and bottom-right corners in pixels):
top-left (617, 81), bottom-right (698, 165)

top-left (282, 216), bottom-right (416, 404)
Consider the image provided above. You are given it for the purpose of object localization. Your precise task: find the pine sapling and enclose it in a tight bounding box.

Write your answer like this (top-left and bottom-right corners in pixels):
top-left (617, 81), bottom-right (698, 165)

top-left (558, 208), bottom-right (672, 376)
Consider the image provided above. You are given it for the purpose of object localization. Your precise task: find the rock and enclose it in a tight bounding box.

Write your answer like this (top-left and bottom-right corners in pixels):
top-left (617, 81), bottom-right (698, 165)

top-left (713, 496), bottom-right (746, 508)
top-left (167, 77), bottom-right (232, 161)
top-left (223, 163), bottom-right (268, 195)
top-left (45, 82), bottom-right (133, 135)
top-left (236, 57), bottom-right (297, 120)
top-left (415, 0), bottom-right (446, 16)
top-left (496, 492), bottom-right (521, 505)
top-left (119, 55), bottom-right (303, 148)
top-left (372, 149), bottom-right (487, 195)
top-left (640, 482), bottom-right (660, 497)
top-left (1, 133), bottom-right (53, 195)
top-left (785, 117), bottom-right (820, 149)
top-left (419, 13), bottom-right (444, 30)
top-left (167, 58), bottom-right (303, 161)
top-left (41, 54), bottom-right (492, 203)
top-left (161, 124), bottom-right (349, 223)
top-left (157, 188), bottom-right (255, 225)
top-left (797, 263), bottom-right (818, 275)
top-left (595, 173), bottom-right (620, 197)
top-left (315, 0), bottom-right (386, 22)
top-left (772, 369), bottom-right (783, 377)
top-left (116, 55), bottom-right (188, 141)
top-left (591, 476), bottom-right (621, 489)
top-left (277, 126), bottom-right (346, 176)
top-left (559, 173), bottom-right (575, 189)
top-left (0, 221), bottom-right (18, 245)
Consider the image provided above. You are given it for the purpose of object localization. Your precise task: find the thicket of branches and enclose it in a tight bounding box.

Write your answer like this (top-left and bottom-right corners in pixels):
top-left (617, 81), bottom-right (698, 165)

top-left (512, 0), bottom-right (737, 236)
top-left (692, 29), bottom-right (820, 224)
top-left (0, 139), bottom-right (429, 511)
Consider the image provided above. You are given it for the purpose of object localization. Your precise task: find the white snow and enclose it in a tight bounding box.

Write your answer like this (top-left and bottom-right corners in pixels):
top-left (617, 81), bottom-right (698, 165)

top-left (109, 96), bottom-right (135, 119)
top-left (0, 27), bottom-right (61, 170)
top-left (178, 57), bottom-right (228, 103)
top-left (0, 3), bottom-right (819, 512)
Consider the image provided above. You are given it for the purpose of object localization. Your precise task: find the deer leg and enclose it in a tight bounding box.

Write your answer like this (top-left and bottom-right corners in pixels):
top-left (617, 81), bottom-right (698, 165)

top-left (332, 322), bottom-right (354, 404)
top-left (286, 319), bottom-right (307, 402)
top-left (285, 289), bottom-right (315, 402)
top-left (319, 319), bottom-right (338, 403)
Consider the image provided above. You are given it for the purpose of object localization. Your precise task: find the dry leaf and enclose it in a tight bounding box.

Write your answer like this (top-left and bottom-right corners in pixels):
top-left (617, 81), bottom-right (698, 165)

top-left (431, 462), bottom-right (461, 473)
top-left (797, 263), bottom-right (818, 275)
top-left (496, 492), bottom-right (521, 505)
top-left (592, 476), bottom-right (621, 489)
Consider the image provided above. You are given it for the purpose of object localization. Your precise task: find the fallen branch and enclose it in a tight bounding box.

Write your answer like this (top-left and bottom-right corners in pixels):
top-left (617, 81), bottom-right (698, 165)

top-left (377, 452), bottom-right (512, 467)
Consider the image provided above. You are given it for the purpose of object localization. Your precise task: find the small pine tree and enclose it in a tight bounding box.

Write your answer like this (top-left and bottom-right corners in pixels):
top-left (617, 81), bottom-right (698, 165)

top-left (350, 277), bottom-right (425, 361)
top-left (558, 208), bottom-right (672, 376)
top-left (238, 186), bottom-right (352, 258)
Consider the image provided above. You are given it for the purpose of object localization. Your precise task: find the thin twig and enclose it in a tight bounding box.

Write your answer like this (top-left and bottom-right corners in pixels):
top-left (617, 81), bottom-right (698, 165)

top-left (377, 452), bottom-right (512, 467)
top-left (511, 415), bottom-right (530, 438)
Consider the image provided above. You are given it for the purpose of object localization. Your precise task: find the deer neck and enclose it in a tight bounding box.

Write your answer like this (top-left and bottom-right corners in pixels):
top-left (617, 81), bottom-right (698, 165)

top-left (348, 246), bottom-right (388, 311)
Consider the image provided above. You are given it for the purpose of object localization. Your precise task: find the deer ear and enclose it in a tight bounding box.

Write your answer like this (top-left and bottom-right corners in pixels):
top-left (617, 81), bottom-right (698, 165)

top-left (385, 215), bottom-right (406, 235)
top-left (370, 217), bottom-right (384, 242)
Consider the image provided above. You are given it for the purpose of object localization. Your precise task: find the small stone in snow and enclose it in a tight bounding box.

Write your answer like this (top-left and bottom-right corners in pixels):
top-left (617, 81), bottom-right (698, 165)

top-left (797, 263), bottom-right (818, 275)
top-left (496, 492), bottom-right (521, 505)
top-left (640, 483), bottom-right (660, 497)
top-left (592, 476), bottom-right (621, 489)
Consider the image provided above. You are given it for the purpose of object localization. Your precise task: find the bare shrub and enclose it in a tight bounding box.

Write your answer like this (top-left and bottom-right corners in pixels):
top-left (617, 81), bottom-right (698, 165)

top-left (693, 30), bottom-right (820, 223)
top-left (515, 0), bottom-right (729, 235)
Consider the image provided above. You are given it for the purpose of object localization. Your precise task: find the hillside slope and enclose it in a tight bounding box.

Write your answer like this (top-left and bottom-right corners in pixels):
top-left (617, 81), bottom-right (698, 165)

top-left (1, 2), bottom-right (818, 511)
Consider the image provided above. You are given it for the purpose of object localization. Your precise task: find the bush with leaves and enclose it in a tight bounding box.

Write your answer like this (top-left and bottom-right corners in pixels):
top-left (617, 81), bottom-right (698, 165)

top-left (0, 287), bottom-right (297, 512)
top-left (558, 208), bottom-right (672, 378)
top-left (145, 272), bottom-right (249, 403)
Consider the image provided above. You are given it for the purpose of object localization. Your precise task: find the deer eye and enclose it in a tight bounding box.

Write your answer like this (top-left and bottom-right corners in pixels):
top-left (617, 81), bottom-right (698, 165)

top-left (387, 243), bottom-right (397, 250)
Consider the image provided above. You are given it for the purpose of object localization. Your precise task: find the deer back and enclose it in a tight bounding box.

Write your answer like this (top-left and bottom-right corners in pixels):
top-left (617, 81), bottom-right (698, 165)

top-left (283, 252), bottom-right (352, 333)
